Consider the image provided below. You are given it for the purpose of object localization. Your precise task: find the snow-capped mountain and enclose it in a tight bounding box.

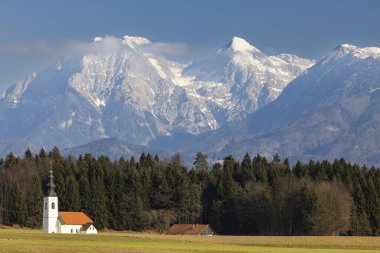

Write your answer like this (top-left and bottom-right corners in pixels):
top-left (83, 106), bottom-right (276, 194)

top-left (0, 36), bottom-right (216, 149)
top-left (249, 44), bottom-right (380, 133)
top-left (183, 37), bottom-right (314, 120)
top-left (0, 35), bottom-right (313, 154)
top-left (217, 44), bottom-right (380, 165)
top-left (2, 35), bottom-right (380, 166)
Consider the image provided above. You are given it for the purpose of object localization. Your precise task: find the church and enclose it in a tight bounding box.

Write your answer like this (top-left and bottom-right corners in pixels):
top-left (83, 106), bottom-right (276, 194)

top-left (43, 170), bottom-right (97, 234)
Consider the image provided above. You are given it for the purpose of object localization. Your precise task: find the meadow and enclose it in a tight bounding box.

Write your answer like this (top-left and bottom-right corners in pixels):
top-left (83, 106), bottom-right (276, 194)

top-left (1, 229), bottom-right (380, 253)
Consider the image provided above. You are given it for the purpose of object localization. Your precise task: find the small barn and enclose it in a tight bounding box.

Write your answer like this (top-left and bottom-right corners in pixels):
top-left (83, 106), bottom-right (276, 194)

top-left (166, 224), bottom-right (216, 236)
top-left (57, 212), bottom-right (97, 234)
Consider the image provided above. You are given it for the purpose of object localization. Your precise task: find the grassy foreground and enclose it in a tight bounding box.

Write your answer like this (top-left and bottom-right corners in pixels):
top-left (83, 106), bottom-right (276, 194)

top-left (1, 229), bottom-right (380, 253)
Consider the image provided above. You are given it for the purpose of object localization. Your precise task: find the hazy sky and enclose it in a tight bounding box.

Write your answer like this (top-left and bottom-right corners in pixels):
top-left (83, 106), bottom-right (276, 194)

top-left (0, 0), bottom-right (379, 88)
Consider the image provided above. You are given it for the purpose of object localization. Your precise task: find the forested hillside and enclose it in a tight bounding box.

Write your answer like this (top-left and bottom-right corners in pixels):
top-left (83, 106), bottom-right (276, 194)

top-left (0, 148), bottom-right (379, 235)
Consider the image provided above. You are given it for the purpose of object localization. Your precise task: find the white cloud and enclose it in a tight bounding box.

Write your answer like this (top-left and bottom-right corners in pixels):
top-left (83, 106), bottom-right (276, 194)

top-left (0, 36), bottom-right (209, 61)
top-left (62, 36), bottom-right (123, 55)
top-left (140, 42), bottom-right (190, 57)
top-left (0, 40), bottom-right (55, 56)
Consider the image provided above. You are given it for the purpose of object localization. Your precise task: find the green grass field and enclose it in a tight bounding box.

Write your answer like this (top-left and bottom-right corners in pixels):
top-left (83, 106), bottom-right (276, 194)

top-left (1, 229), bottom-right (380, 253)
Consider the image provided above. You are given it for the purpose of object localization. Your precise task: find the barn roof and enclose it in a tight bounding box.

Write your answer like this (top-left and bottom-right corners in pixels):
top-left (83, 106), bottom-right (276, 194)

top-left (59, 212), bottom-right (93, 225)
top-left (80, 223), bottom-right (93, 231)
top-left (166, 224), bottom-right (213, 235)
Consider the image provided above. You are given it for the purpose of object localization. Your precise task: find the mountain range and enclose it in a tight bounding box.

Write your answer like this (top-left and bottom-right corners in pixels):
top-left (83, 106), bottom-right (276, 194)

top-left (1, 35), bottom-right (380, 166)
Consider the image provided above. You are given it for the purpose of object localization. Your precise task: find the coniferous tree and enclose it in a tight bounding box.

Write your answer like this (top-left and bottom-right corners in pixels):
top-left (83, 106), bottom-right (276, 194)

top-left (55, 171), bottom-right (68, 210)
top-left (1, 146), bottom-right (380, 235)
top-left (89, 175), bottom-right (108, 229)
top-left (5, 152), bottom-right (18, 169)
top-left (10, 183), bottom-right (27, 227)
top-left (129, 195), bottom-right (149, 231)
top-left (38, 148), bottom-right (46, 159)
top-left (239, 183), bottom-right (273, 235)
top-left (65, 175), bottom-right (81, 211)
top-left (24, 148), bottom-right (33, 160)
top-left (26, 175), bottom-right (43, 228)
top-left (193, 152), bottom-right (208, 171)
top-left (240, 153), bottom-right (254, 189)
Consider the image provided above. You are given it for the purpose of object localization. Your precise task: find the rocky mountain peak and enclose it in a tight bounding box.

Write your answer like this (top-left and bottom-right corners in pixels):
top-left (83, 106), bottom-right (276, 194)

top-left (223, 36), bottom-right (260, 53)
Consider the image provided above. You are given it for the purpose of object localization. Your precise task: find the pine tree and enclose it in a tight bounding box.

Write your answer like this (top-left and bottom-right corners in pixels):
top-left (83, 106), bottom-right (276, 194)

top-left (24, 148), bottom-right (33, 160)
top-left (221, 155), bottom-right (238, 199)
top-left (240, 153), bottom-right (254, 189)
top-left (89, 176), bottom-right (108, 229)
top-left (239, 184), bottom-right (273, 235)
top-left (79, 175), bottom-right (91, 213)
top-left (38, 148), bottom-right (46, 159)
top-left (5, 152), bottom-right (18, 169)
top-left (65, 175), bottom-right (81, 211)
top-left (26, 175), bottom-right (43, 228)
top-left (49, 146), bottom-right (62, 161)
top-left (10, 183), bottom-right (27, 226)
top-left (139, 153), bottom-right (146, 167)
top-left (193, 152), bottom-right (208, 171)
top-left (55, 171), bottom-right (68, 210)
top-left (129, 195), bottom-right (149, 231)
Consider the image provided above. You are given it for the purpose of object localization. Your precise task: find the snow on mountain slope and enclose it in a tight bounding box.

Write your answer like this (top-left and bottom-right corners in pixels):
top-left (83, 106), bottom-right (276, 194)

top-left (183, 37), bottom-right (314, 120)
top-left (249, 44), bottom-right (380, 133)
top-left (0, 35), bottom-right (314, 155)
top-left (0, 36), bottom-right (218, 151)
top-left (152, 43), bottom-right (380, 166)
top-left (227, 43), bottom-right (380, 165)
top-left (122, 35), bottom-right (151, 48)
top-left (0, 73), bottom-right (36, 109)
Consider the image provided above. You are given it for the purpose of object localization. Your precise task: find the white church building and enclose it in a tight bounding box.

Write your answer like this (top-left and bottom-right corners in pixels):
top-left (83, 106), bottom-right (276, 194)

top-left (43, 170), bottom-right (97, 234)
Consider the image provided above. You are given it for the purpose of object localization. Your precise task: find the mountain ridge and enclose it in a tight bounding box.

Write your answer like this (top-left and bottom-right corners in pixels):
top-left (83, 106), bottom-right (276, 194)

top-left (145, 42), bottom-right (380, 166)
top-left (0, 35), bottom-right (313, 157)
top-left (4, 36), bottom-right (380, 166)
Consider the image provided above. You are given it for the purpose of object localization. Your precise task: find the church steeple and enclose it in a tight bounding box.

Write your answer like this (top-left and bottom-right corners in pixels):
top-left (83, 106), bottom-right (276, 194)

top-left (43, 170), bottom-right (59, 233)
top-left (46, 170), bottom-right (57, 197)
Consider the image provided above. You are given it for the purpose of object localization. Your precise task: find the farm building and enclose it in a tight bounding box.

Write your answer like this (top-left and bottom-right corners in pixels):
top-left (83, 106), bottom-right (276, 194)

top-left (166, 224), bottom-right (216, 236)
top-left (57, 212), bottom-right (97, 234)
top-left (42, 170), bottom-right (97, 234)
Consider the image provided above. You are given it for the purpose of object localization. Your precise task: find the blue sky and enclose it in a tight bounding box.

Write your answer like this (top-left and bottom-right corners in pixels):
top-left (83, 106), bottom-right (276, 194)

top-left (0, 0), bottom-right (379, 88)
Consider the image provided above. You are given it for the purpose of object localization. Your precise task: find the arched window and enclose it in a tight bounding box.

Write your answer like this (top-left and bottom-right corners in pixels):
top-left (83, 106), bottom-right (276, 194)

top-left (51, 202), bottom-right (55, 209)
top-left (45, 202), bottom-right (47, 209)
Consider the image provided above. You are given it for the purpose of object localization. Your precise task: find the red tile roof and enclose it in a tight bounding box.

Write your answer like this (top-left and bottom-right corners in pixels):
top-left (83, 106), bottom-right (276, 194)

top-left (59, 212), bottom-right (93, 225)
top-left (166, 224), bottom-right (212, 235)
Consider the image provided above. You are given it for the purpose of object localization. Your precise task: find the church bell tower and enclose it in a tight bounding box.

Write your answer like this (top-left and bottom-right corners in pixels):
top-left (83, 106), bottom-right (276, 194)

top-left (43, 170), bottom-right (58, 233)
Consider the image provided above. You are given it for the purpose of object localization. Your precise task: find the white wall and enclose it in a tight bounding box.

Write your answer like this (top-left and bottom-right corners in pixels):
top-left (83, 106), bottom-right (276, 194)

top-left (42, 196), bottom-right (58, 233)
top-left (60, 224), bottom-right (82, 234)
top-left (85, 225), bottom-right (97, 234)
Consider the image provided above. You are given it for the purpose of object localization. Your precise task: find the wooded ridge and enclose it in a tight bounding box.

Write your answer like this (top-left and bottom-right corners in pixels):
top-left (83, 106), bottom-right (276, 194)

top-left (0, 148), bottom-right (379, 236)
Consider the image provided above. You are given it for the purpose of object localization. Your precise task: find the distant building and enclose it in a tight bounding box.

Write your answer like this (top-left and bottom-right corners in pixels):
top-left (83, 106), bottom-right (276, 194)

top-left (166, 224), bottom-right (216, 236)
top-left (58, 212), bottom-right (97, 234)
top-left (42, 170), bottom-right (97, 234)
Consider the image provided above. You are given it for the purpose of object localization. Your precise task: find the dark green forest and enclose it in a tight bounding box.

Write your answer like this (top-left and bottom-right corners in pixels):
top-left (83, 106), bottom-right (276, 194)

top-left (1, 147), bottom-right (380, 236)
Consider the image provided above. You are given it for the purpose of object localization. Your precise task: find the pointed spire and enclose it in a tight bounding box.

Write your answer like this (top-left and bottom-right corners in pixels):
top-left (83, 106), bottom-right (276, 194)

top-left (46, 170), bottom-right (57, 197)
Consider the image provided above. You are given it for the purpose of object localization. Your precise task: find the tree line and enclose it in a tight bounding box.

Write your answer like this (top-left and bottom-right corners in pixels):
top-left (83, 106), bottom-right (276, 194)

top-left (0, 147), bottom-right (380, 235)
